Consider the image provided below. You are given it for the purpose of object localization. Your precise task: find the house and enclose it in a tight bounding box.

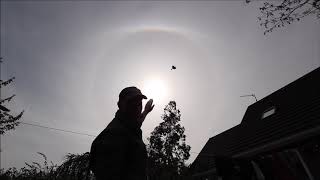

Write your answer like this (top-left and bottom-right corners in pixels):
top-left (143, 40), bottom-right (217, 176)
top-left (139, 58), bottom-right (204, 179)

top-left (190, 67), bottom-right (320, 180)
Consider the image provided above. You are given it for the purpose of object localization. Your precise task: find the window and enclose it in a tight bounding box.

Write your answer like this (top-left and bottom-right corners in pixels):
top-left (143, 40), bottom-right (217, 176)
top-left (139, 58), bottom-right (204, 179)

top-left (262, 107), bottom-right (276, 119)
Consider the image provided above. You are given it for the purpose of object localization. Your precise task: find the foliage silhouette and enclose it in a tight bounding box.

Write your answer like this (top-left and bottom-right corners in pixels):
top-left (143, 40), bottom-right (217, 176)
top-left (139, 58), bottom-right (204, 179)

top-left (0, 58), bottom-right (24, 135)
top-left (0, 152), bottom-right (57, 180)
top-left (247, 0), bottom-right (320, 34)
top-left (147, 101), bottom-right (191, 179)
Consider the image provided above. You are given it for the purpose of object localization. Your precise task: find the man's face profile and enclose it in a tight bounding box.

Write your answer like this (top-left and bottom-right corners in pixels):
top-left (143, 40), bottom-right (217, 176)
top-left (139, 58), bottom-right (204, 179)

top-left (124, 97), bottom-right (143, 119)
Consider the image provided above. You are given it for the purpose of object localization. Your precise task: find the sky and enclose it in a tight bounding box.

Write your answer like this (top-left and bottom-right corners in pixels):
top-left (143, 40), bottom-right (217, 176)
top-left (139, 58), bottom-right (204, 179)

top-left (0, 1), bottom-right (319, 170)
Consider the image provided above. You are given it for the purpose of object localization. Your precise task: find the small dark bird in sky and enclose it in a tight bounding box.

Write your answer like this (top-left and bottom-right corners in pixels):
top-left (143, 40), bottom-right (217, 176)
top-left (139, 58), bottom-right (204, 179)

top-left (171, 66), bottom-right (176, 70)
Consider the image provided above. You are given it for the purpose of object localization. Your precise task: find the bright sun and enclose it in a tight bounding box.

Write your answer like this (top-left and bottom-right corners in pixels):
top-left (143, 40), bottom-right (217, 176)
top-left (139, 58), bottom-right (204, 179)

top-left (142, 78), bottom-right (168, 104)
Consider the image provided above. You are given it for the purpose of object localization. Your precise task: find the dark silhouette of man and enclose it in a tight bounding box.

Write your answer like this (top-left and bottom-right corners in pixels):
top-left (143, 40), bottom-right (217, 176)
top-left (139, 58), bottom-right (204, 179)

top-left (89, 86), bottom-right (154, 180)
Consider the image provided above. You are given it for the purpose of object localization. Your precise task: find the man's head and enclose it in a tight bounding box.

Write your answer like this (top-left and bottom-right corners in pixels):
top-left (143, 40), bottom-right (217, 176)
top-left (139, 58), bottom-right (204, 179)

top-left (117, 86), bottom-right (147, 119)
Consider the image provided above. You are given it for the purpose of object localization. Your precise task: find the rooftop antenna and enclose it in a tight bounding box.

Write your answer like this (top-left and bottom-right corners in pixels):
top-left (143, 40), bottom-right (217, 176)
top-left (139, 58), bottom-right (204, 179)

top-left (240, 94), bottom-right (258, 102)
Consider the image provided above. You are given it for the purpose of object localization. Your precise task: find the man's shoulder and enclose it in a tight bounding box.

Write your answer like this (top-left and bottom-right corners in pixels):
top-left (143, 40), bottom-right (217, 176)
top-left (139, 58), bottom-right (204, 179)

top-left (93, 119), bottom-right (129, 144)
top-left (106, 118), bottom-right (129, 135)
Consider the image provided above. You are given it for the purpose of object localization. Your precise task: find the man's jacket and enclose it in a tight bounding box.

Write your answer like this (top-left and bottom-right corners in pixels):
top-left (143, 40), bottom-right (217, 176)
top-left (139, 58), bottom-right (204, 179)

top-left (89, 111), bottom-right (147, 180)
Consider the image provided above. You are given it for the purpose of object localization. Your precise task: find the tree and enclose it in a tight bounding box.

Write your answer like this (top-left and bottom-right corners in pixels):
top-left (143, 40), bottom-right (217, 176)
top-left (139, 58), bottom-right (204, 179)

top-left (147, 101), bottom-right (191, 179)
top-left (0, 152), bottom-right (94, 180)
top-left (0, 152), bottom-right (57, 180)
top-left (54, 152), bottom-right (93, 180)
top-left (0, 58), bottom-right (24, 135)
top-left (247, 0), bottom-right (320, 34)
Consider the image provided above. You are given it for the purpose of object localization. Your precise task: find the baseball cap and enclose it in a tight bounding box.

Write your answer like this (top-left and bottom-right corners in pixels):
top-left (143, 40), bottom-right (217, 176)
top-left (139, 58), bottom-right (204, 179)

top-left (119, 86), bottom-right (147, 102)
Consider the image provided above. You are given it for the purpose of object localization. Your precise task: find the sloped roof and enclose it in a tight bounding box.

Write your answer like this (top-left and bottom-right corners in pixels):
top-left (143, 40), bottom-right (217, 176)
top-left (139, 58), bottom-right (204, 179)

top-left (191, 67), bottom-right (320, 174)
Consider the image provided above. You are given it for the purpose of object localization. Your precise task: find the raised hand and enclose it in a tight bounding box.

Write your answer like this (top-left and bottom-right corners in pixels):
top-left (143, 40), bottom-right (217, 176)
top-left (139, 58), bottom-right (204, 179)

top-left (138, 99), bottom-right (155, 126)
top-left (144, 99), bottom-right (155, 114)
